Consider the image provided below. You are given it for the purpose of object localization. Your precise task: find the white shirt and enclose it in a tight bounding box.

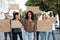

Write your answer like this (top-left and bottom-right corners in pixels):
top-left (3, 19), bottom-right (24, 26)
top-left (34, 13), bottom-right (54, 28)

top-left (0, 13), bottom-right (5, 19)
top-left (9, 10), bottom-right (19, 19)
top-left (52, 23), bottom-right (55, 30)
top-left (47, 14), bottom-right (59, 30)
top-left (55, 14), bottom-right (59, 27)
top-left (52, 14), bottom-right (59, 30)
top-left (47, 15), bottom-right (55, 30)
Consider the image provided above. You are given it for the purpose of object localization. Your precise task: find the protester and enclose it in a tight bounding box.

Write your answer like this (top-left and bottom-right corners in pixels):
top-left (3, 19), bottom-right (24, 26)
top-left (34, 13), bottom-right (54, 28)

top-left (46, 12), bottom-right (59, 40)
top-left (20, 11), bottom-right (35, 40)
top-left (12, 12), bottom-right (23, 40)
top-left (4, 13), bottom-right (12, 40)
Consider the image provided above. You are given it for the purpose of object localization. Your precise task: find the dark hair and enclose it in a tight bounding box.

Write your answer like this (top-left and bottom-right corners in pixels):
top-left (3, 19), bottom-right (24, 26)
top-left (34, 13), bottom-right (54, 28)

top-left (25, 11), bottom-right (34, 20)
top-left (49, 12), bottom-right (53, 17)
top-left (13, 12), bottom-right (19, 20)
top-left (34, 14), bottom-right (38, 20)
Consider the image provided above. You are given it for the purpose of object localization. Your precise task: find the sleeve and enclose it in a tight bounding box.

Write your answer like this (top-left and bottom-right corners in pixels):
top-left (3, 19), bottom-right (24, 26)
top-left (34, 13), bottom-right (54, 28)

top-left (55, 14), bottom-right (59, 27)
top-left (19, 18), bottom-right (26, 28)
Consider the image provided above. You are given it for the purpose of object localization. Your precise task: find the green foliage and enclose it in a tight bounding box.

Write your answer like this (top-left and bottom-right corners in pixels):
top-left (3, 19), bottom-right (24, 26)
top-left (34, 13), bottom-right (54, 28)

top-left (25, 0), bottom-right (60, 14)
top-left (21, 11), bottom-right (26, 18)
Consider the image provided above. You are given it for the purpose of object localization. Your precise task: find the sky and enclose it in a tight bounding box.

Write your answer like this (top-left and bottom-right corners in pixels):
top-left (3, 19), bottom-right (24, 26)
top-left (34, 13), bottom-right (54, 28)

top-left (0, 0), bottom-right (27, 13)
top-left (9, 0), bottom-right (27, 17)
top-left (15, 0), bottom-right (27, 11)
top-left (0, 0), bottom-right (27, 18)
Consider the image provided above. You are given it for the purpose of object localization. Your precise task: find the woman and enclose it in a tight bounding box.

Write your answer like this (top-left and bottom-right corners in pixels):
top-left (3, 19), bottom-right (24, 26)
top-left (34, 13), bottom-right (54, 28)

top-left (41, 13), bottom-right (48, 40)
top-left (4, 13), bottom-right (11, 40)
top-left (46, 13), bottom-right (59, 40)
top-left (36, 14), bottom-right (41, 40)
top-left (20, 11), bottom-right (35, 40)
top-left (12, 12), bottom-right (23, 40)
top-left (37, 13), bottom-right (48, 40)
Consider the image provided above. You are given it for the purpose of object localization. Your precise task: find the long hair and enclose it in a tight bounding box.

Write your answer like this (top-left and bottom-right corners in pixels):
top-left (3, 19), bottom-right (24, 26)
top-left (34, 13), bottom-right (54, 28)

top-left (49, 12), bottom-right (54, 17)
top-left (25, 11), bottom-right (34, 20)
top-left (12, 12), bottom-right (19, 20)
top-left (42, 14), bottom-right (47, 20)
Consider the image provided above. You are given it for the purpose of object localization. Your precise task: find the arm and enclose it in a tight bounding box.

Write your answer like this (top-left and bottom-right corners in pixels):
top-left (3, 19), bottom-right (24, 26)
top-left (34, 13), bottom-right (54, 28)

top-left (55, 14), bottom-right (59, 27)
top-left (19, 18), bottom-right (26, 28)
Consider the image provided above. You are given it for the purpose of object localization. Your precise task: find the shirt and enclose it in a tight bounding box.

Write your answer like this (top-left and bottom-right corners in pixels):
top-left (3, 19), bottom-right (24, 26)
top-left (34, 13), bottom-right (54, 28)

top-left (20, 18), bottom-right (35, 32)
top-left (47, 14), bottom-right (59, 30)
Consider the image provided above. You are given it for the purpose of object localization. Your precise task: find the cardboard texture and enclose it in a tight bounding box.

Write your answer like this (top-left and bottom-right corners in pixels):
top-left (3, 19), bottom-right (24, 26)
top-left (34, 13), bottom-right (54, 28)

top-left (26, 6), bottom-right (39, 14)
top-left (37, 20), bottom-right (52, 32)
top-left (11, 20), bottom-right (22, 28)
top-left (49, 17), bottom-right (57, 23)
top-left (37, 17), bottom-right (57, 32)
top-left (0, 19), bottom-right (11, 32)
top-left (10, 4), bottom-right (19, 10)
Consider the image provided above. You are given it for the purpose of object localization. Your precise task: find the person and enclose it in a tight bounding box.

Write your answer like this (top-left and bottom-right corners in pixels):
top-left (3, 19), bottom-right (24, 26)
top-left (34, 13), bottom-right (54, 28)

top-left (35, 14), bottom-right (40, 40)
top-left (46, 12), bottom-right (59, 40)
top-left (34, 14), bottom-right (38, 40)
top-left (55, 14), bottom-right (59, 28)
top-left (41, 13), bottom-right (48, 40)
top-left (36, 14), bottom-right (42, 40)
top-left (12, 12), bottom-right (23, 40)
top-left (37, 13), bottom-right (48, 40)
top-left (4, 13), bottom-right (11, 40)
top-left (20, 11), bottom-right (35, 40)
top-left (0, 12), bottom-right (5, 40)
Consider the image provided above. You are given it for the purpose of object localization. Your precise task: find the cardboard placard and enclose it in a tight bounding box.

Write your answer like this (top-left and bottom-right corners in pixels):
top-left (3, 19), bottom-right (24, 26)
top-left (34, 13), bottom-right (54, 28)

top-left (37, 17), bottom-right (57, 32)
top-left (49, 17), bottom-right (57, 23)
top-left (11, 20), bottom-right (22, 28)
top-left (37, 20), bottom-right (52, 32)
top-left (10, 4), bottom-right (19, 10)
top-left (0, 19), bottom-right (11, 32)
top-left (26, 6), bottom-right (39, 14)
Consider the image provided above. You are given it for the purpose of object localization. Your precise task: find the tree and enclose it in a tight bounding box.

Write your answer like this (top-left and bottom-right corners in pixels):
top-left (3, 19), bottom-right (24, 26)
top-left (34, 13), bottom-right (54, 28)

top-left (25, 0), bottom-right (60, 14)
top-left (21, 11), bottom-right (26, 18)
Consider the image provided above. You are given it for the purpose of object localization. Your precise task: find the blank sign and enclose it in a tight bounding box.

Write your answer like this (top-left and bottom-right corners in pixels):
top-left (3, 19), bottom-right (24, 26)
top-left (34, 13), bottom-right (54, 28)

top-left (26, 6), bottom-right (39, 14)
top-left (10, 4), bottom-right (19, 10)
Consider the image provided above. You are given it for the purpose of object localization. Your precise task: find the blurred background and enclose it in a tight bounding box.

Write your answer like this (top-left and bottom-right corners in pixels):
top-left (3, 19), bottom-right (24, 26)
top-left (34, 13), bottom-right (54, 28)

top-left (0, 0), bottom-right (60, 40)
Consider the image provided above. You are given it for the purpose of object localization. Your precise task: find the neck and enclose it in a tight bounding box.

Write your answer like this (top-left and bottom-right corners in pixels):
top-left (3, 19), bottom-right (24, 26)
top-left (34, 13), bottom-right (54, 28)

top-left (28, 18), bottom-right (32, 21)
top-left (15, 18), bottom-right (18, 20)
top-left (5, 17), bottom-right (8, 19)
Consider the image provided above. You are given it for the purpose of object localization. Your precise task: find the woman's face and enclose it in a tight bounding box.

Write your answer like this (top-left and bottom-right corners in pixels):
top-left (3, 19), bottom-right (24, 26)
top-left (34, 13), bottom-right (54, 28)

top-left (28, 12), bottom-right (32, 19)
top-left (49, 13), bottom-right (53, 17)
top-left (15, 15), bottom-right (20, 20)
top-left (42, 14), bottom-right (47, 19)
top-left (42, 14), bottom-right (46, 17)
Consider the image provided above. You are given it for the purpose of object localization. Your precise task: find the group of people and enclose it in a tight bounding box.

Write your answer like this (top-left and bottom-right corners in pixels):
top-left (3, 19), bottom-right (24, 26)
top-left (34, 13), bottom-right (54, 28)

top-left (0, 9), bottom-right (59, 40)
top-left (36, 13), bottom-right (59, 40)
